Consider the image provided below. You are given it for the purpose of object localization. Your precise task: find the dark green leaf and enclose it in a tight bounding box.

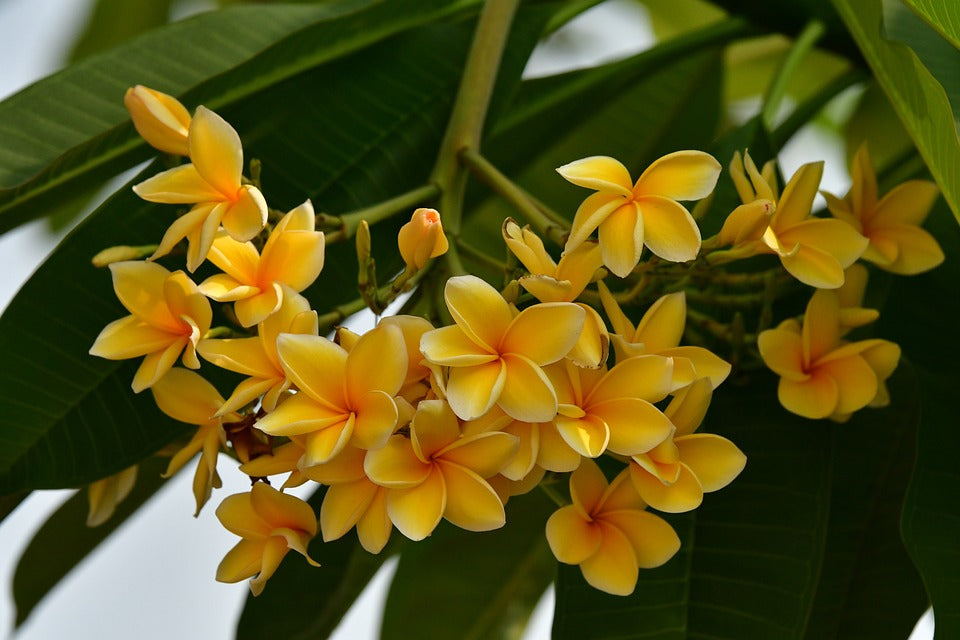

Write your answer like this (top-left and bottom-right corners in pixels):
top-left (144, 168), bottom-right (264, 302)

top-left (554, 368), bottom-right (924, 639)
top-left (12, 455), bottom-right (168, 626)
top-left (68, 0), bottom-right (173, 62)
top-left (381, 491), bottom-right (556, 640)
top-left (902, 0), bottom-right (960, 50)
top-left (237, 488), bottom-right (399, 640)
top-left (0, 0), bottom-right (475, 233)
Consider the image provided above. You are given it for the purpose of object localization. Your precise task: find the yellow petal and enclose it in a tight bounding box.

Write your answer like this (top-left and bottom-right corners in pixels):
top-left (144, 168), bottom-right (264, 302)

top-left (124, 85), bottom-right (190, 156)
top-left (199, 274), bottom-right (259, 303)
top-left (659, 346), bottom-right (730, 389)
top-left (758, 328), bottom-right (807, 381)
top-left (629, 461), bottom-right (703, 513)
top-left (221, 186), bottom-right (268, 242)
top-left (444, 275), bottom-right (512, 352)
top-left (148, 204), bottom-right (210, 267)
top-left (772, 161), bottom-right (823, 230)
top-left (859, 339), bottom-right (901, 381)
top-left (198, 337), bottom-right (275, 378)
top-left (537, 423), bottom-right (582, 472)
top-left (579, 521), bottom-right (639, 596)
top-left (501, 302), bottom-right (585, 365)
top-left (720, 200), bottom-right (774, 246)
top-left (150, 367), bottom-right (223, 424)
top-left (781, 244), bottom-right (846, 289)
top-left (636, 196), bottom-right (701, 262)
top-left (592, 398), bottom-right (674, 456)
top-left (206, 233), bottom-right (260, 283)
top-left (599, 202), bottom-right (643, 278)
top-left (250, 482), bottom-right (316, 534)
top-left (778, 218), bottom-right (868, 269)
top-left (216, 539), bottom-right (267, 584)
top-left (517, 274), bottom-right (573, 304)
top-left (216, 491), bottom-right (271, 538)
top-left (871, 179), bottom-right (939, 227)
top-left (601, 510), bottom-right (680, 568)
top-left (131, 339), bottom-right (186, 392)
top-left (664, 378), bottom-right (712, 436)
top-left (596, 280), bottom-right (636, 338)
top-left (499, 422), bottom-right (537, 481)
top-left (409, 399), bottom-right (460, 460)
top-left (364, 435), bottom-right (433, 487)
top-left (345, 324), bottom-right (406, 404)
top-left (276, 334), bottom-right (347, 410)
top-left (633, 150), bottom-right (721, 201)
top-left (546, 505), bottom-right (602, 564)
top-left (675, 434), bottom-right (746, 492)
top-left (301, 417), bottom-right (354, 467)
top-left (556, 156), bottom-right (634, 196)
top-left (566, 304), bottom-right (609, 369)
top-left (240, 441), bottom-right (303, 478)
top-left (439, 461), bottom-right (506, 531)
top-left (255, 393), bottom-right (347, 437)
top-left (356, 487), bottom-right (392, 554)
top-left (420, 325), bottom-right (498, 366)
top-left (188, 106), bottom-right (242, 197)
top-left (597, 468), bottom-right (645, 513)
top-left (502, 218), bottom-right (556, 275)
top-left (850, 142), bottom-right (878, 214)
top-left (438, 431), bottom-right (519, 479)
top-left (634, 292), bottom-right (686, 352)
top-left (565, 192), bottom-right (625, 253)
top-left (803, 290), bottom-right (840, 365)
top-left (133, 164), bottom-right (221, 203)
top-left (778, 370), bottom-right (838, 419)
top-left (387, 465), bottom-right (446, 541)
top-left (588, 355), bottom-right (674, 405)
top-left (108, 261), bottom-right (178, 327)
top-left (555, 415), bottom-right (609, 458)
top-left (185, 202), bottom-right (227, 272)
top-left (90, 316), bottom-right (177, 360)
top-left (570, 458), bottom-right (608, 517)
top-left (819, 355), bottom-right (877, 414)
top-left (446, 360), bottom-right (506, 421)
top-left (351, 389), bottom-right (399, 451)
top-left (499, 354), bottom-right (558, 423)
top-left (247, 535), bottom-right (292, 596)
top-left (260, 229), bottom-right (326, 291)
top-left (320, 479), bottom-right (377, 541)
top-left (870, 224), bottom-right (944, 275)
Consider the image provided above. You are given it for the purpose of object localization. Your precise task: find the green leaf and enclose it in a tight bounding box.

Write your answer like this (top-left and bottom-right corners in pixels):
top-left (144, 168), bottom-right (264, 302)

top-left (554, 369), bottom-right (924, 639)
top-left (902, 0), bottom-right (960, 50)
top-left (12, 455), bottom-right (168, 626)
top-left (380, 491), bottom-right (556, 640)
top-left (236, 488), bottom-right (399, 640)
top-left (67, 0), bottom-right (173, 62)
top-left (831, 0), bottom-right (960, 222)
top-left (879, 200), bottom-right (960, 638)
top-left (0, 0), bottom-right (474, 234)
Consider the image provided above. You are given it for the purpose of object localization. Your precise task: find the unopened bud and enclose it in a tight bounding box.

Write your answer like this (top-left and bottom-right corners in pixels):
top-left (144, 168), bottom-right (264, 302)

top-left (356, 220), bottom-right (372, 266)
top-left (92, 245), bottom-right (157, 267)
top-left (397, 208), bottom-right (448, 271)
top-left (124, 85), bottom-right (191, 156)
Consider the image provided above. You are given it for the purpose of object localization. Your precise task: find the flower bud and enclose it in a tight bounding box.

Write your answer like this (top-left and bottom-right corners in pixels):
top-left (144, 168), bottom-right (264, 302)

top-left (397, 208), bottom-right (448, 270)
top-left (91, 245), bottom-right (157, 267)
top-left (124, 85), bottom-right (191, 156)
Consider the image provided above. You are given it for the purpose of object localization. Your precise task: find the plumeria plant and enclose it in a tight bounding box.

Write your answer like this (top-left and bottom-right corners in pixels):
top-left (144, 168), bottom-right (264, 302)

top-left (1, 0), bottom-right (958, 638)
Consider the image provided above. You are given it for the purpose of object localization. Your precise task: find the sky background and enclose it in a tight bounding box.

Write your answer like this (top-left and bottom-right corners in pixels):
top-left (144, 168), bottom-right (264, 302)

top-left (0, 0), bottom-right (934, 638)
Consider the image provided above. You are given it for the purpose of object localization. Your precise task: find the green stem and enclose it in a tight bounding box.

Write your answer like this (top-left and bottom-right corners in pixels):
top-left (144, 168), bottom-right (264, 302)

top-left (326, 184), bottom-right (439, 242)
top-left (538, 480), bottom-right (569, 508)
top-left (761, 19), bottom-right (826, 129)
top-left (460, 148), bottom-right (568, 245)
top-left (770, 67), bottom-right (866, 150)
top-left (457, 238), bottom-right (508, 271)
top-left (445, 240), bottom-right (467, 276)
top-left (429, 0), bottom-right (521, 234)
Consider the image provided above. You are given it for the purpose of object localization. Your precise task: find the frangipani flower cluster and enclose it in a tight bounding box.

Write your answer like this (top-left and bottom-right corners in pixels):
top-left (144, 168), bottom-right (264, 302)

top-left (85, 85), bottom-right (939, 602)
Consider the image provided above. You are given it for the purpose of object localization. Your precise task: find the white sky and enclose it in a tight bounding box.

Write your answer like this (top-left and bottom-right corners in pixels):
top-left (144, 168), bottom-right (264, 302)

top-left (0, 0), bottom-right (933, 638)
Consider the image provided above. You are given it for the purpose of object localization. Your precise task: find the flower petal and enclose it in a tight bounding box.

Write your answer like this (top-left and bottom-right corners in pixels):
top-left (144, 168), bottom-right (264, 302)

top-left (778, 218), bottom-right (868, 269)
top-left (131, 339), bottom-right (185, 392)
top-left (579, 521), bottom-right (640, 596)
top-left (438, 461), bottom-right (506, 531)
top-left (221, 186), bottom-right (268, 242)
top-left (570, 458), bottom-right (608, 517)
top-left (320, 479), bottom-right (377, 541)
top-left (780, 244), bottom-right (846, 289)
top-left (356, 488), bottom-right (392, 554)
top-left (216, 539), bottom-right (267, 584)
top-left (772, 161), bottom-right (823, 230)
top-left (804, 290), bottom-right (840, 365)
top-left (499, 354), bottom-right (558, 423)
top-left (364, 435), bottom-right (432, 487)
top-left (872, 179), bottom-right (939, 226)
top-left (150, 367), bottom-right (223, 424)
top-left (556, 156), bottom-right (634, 196)
top-left (819, 355), bottom-right (877, 414)
top-left (90, 316), bottom-right (177, 360)
top-left (216, 491), bottom-right (271, 538)
top-left (410, 399), bottom-right (461, 460)
top-left (555, 414), bottom-right (609, 458)
top-left (566, 192), bottom-right (625, 253)
top-left (387, 465), bottom-right (446, 541)
top-left (634, 292), bottom-right (686, 352)
top-left (351, 390), bottom-right (399, 451)
top-left (596, 280), bottom-right (636, 338)
top-left (633, 150), bottom-right (721, 201)
top-left (501, 302), bottom-right (585, 365)
top-left (870, 223), bottom-right (945, 275)
top-left (346, 324), bottom-right (407, 404)
top-left (588, 355), bottom-right (674, 405)
top-left (438, 431), bottom-right (519, 479)
top-left (675, 434), bottom-right (746, 492)
top-left (538, 422), bottom-right (582, 472)
top-left (636, 196), bottom-right (701, 262)
top-left (629, 461), bottom-right (703, 513)
top-left (189, 106), bottom-right (242, 197)
top-left (446, 360), bottom-right (507, 421)
top-left (420, 325), bottom-right (498, 366)
top-left (546, 505), bottom-right (602, 564)
top-left (198, 337), bottom-right (275, 378)
top-left (778, 370), bottom-right (838, 419)
top-left (601, 510), bottom-right (680, 568)
top-left (757, 328), bottom-right (807, 381)
top-left (301, 417), bottom-right (354, 467)
top-left (276, 333), bottom-right (347, 410)
top-left (593, 398), bottom-right (674, 456)
top-left (133, 164), bottom-right (222, 203)
top-left (260, 229), bottom-right (326, 291)
top-left (598, 202), bottom-right (643, 278)
top-left (664, 378), bottom-right (713, 436)
top-left (255, 393), bottom-right (347, 437)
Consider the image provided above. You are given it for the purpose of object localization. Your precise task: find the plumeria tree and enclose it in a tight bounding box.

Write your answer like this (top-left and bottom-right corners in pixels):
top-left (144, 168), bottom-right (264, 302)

top-left (1, 0), bottom-right (959, 638)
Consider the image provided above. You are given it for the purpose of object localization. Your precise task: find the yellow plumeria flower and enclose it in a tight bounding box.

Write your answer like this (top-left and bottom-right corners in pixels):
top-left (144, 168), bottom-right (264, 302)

top-left (215, 482), bottom-right (319, 596)
top-left (379, 315), bottom-right (437, 402)
top-left (544, 357), bottom-right (676, 459)
top-left (133, 106), bottom-right (268, 272)
top-left (199, 200), bottom-right (325, 327)
top-left (545, 459), bottom-right (680, 596)
top-left (86, 465), bottom-right (138, 527)
top-left (629, 378), bottom-right (746, 512)
top-left (719, 152), bottom-right (868, 289)
top-left (198, 287), bottom-right (318, 415)
top-left (363, 399), bottom-right (518, 540)
top-left (597, 282), bottom-right (731, 388)
top-left (301, 446), bottom-right (393, 554)
top-left (255, 323), bottom-right (408, 466)
top-left (502, 218), bottom-right (608, 368)
top-left (90, 261), bottom-right (211, 392)
top-left (823, 143), bottom-right (943, 275)
top-left (419, 275), bottom-right (585, 422)
top-left (758, 289), bottom-right (900, 420)
top-left (557, 151), bottom-right (721, 277)
top-left (836, 263), bottom-right (879, 332)
top-left (718, 150), bottom-right (778, 249)
top-left (151, 368), bottom-right (241, 515)
top-left (397, 207), bottom-right (449, 270)
top-left (124, 85), bottom-right (191, 156)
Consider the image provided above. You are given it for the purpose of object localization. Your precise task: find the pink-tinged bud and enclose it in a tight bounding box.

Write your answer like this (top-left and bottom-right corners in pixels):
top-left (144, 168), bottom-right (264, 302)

top-left (397, 208), bottom-right (448, 270)
top-left (124, 85), bottom-right (191, 156)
